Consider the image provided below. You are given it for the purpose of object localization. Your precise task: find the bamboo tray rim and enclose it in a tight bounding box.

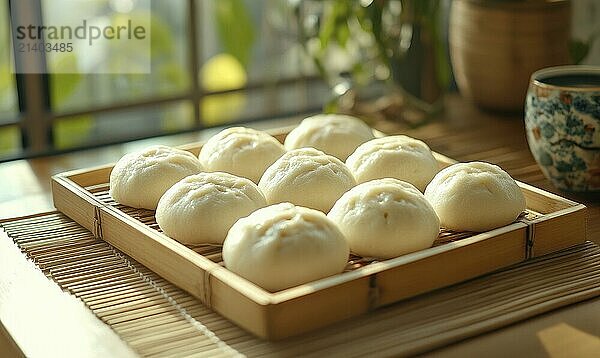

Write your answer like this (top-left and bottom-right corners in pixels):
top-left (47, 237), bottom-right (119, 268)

top-left (50, 127), bottom-right (587, 304)
top-left (94, 201), bottom-right (586, 305)
top-left (49, 125), bottom-right (588, 338)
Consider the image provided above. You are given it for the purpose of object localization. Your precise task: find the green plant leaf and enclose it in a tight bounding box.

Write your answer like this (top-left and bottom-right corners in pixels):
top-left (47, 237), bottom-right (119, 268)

top-left (0, 126), bottom-right (20, 156)
top-left (48, 53), bottom-right (81, 108)
top-left (365, 1), bottom-right (391, 73)
top-left (147, 12), bottom-right (174, 57)
top-left (429, 5), bottom-right (451, 90)
top-left (319, 0), bottom-right (352, 49)
top-left (0, 63), bottom-right (14, 98)
top-left (324, 97), bottom-right (340, 114)
top-left (335, 20), bottom-right (350, 48)
top-left (53, 115), bottom-right (94, 149)
top-left (215, 0), bottom-right (256, 68)
top-left (319, 2), bottom-right (339, 50)
top-left (570, 39), bottom-right (590, 64)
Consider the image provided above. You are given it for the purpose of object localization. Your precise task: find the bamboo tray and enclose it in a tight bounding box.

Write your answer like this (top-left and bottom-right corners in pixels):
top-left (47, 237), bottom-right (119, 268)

top-left (51, 126), bottom-right (587, 340)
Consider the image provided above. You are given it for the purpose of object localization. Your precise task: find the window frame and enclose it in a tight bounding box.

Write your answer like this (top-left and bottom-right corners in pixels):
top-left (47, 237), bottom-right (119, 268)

top-left (1, 0), bottom-right (322, 162)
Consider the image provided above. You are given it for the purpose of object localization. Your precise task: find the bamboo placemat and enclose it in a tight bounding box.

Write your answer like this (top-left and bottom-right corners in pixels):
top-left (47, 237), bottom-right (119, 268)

top-left (1, 212), bottom-right (599, 357)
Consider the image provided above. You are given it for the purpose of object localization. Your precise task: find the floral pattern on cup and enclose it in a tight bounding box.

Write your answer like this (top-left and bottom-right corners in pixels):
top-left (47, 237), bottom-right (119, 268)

top-left (525, 72), bottom-right (600, 192)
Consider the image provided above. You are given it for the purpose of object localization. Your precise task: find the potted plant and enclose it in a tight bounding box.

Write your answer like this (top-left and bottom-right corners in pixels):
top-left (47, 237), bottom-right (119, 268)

top-left (295, 0), bottom-right (452, 126)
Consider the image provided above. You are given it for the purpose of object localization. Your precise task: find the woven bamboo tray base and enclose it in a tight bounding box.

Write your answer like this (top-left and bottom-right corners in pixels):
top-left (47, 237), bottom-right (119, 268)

top-left (2, 212), bottom-right (599, 357)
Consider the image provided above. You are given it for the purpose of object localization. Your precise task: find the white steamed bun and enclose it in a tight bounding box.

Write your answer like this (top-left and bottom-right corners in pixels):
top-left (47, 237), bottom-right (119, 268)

top-left (258, 148), bottom-right (356, 213)
top-left (109, 145), bottom-right (203, 210)
top-left (328, 178), bottom-right (440, 259)
top-left (199, 127), bottom-right (286, 183)
top-left (222, 203), bottom-right (349, 291)
top-left (284, 114), bottom-right (375, 160)
top-left (156, 172), bottom-right (266, 244)
top-left (346, 135), bottom-right (439, 191)
top-left (424, 162), bottom-right (526, 232)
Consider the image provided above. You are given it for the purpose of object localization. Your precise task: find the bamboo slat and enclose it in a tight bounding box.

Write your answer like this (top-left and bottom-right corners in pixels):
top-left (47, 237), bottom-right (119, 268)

top-left (1, 212), bottom-right (598, 357)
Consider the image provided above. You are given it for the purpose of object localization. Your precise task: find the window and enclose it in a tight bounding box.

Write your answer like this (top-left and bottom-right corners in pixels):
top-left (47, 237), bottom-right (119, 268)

top-left (0, 0), bottom-right (328, 162)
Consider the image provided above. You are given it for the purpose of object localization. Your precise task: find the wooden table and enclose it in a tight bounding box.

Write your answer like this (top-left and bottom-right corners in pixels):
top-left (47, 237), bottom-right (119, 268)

top-left (1, 95), bottom-right (598, 357)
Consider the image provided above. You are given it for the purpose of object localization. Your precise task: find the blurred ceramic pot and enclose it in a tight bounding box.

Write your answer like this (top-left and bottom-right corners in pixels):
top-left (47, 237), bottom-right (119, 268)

top-left (449, 0), bottom-right (571, 112)
top-left (525, 65), bottom-right (600, 192)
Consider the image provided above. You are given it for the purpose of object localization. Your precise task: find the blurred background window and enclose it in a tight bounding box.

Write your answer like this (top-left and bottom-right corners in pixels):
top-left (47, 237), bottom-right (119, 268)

top-left (1, 0), bottom-right (598, 162)
top-left (0, 0), bottom-right (328, 161)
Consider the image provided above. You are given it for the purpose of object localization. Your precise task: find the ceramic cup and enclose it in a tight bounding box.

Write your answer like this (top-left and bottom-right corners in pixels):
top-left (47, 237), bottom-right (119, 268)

top-left (525, 65), bottom-right (600, 192)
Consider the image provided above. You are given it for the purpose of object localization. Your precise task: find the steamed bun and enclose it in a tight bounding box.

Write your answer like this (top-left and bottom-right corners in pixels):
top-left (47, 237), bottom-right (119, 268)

top-left (222, 203), bottom-right (349, 291)
top-left (284, 114), bottom-right (375, 160)
top-left (424, 162), bottom-right (526, 232)
top-left (328, 178), bottom-right (439, 259)
top-left (109, 145), bottom-right (203, 209)
top-left (346, 135), bottom-right (439, 191)
top-left (156, 172), bottom-right (266, 244)
top-left (258, 148), bottom-right (356, 212)
top-left (199, 127), bottom-right (286, 183)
